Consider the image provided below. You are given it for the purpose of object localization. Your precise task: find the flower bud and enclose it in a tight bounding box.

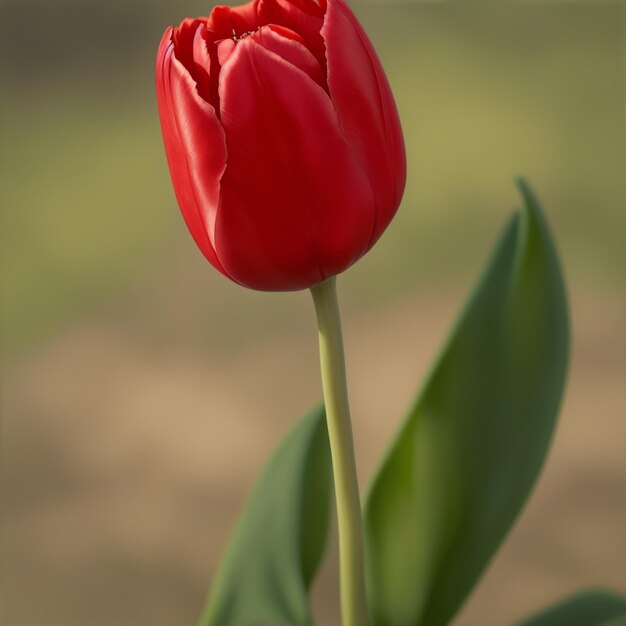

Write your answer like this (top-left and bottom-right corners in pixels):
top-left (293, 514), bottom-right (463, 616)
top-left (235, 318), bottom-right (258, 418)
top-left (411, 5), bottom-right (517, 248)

top-left (157, 0), bottom-right (406, 290)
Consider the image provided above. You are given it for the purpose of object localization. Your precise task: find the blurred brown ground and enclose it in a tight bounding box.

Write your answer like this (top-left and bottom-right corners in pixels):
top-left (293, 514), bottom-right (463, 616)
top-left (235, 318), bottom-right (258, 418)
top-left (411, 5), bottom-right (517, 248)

top-left (1, 0), bottom-right (625, 623)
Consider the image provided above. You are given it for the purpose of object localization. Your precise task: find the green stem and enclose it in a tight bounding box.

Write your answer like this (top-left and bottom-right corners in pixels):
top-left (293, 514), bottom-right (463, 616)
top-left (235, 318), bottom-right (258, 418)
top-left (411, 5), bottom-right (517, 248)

top-left (310, 276), bottom-right (371, 626)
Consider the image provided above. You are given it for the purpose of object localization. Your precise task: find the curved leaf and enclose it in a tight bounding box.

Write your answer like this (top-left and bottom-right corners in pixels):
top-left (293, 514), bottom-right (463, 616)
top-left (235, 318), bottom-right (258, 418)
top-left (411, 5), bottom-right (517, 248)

top-left (200, 406), bottom-right (332, 626)
top-left (515, 589), bottom-right (626, 626)
top-left (364, 180), bottom-right (570, 626)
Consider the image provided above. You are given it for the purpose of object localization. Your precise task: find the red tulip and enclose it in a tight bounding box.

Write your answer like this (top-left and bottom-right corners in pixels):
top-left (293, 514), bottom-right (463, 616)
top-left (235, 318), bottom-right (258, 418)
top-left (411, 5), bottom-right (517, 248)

top-left (156, 0), bottom-right (405, 291)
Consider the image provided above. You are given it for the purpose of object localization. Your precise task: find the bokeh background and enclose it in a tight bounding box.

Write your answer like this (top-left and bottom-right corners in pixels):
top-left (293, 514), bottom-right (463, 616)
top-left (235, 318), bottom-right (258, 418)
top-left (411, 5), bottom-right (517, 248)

top-left (1, 0), bottom-right (625, 623)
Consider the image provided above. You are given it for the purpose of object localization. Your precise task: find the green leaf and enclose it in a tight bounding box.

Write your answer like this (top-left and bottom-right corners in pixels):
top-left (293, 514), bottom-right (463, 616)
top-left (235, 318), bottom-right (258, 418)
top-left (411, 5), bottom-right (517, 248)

top-left (364, 179), bottom-right (570, 626)
top-left (199, 406), bottom-right (332, 626)
top-left (515, 589), bottom-right (626, 626)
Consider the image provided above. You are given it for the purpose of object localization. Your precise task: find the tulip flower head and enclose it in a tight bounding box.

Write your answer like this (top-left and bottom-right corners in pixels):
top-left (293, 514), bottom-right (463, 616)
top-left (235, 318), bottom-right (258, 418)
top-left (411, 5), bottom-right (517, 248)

top-left (157, 0), bottom-right (406, 290)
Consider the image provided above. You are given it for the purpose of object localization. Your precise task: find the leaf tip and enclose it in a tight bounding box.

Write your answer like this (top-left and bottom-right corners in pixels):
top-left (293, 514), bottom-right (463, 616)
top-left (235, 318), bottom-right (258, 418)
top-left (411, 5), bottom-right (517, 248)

top-left (515, 177), bottom-right (538, 215)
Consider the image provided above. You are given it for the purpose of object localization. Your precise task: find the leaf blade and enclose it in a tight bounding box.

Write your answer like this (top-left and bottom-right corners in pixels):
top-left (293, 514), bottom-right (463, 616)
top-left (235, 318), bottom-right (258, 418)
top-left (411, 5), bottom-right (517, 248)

top-left (514, 589), bottom-right (626, 626)
top-left (364, 180), bottom-right (570, 626)
top-left (200, 406), bottom-right (332, 626)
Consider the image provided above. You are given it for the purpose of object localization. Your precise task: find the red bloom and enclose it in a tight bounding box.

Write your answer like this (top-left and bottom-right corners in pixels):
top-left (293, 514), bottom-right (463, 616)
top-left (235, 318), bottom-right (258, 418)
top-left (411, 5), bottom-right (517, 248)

top-left (156, 0), bottom-right (405, 291)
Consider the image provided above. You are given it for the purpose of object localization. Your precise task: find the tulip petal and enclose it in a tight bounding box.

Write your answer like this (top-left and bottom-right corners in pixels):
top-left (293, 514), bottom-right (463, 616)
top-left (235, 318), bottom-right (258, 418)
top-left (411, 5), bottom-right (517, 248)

top-left (257, 0), bottom-right (326, 69)
top-left (215, 39), bottom-right (375, 290)
top-left (217, 38), bottom-right (237, 67)
top-left (252, 25), bottom-right (325, 87)
top-left (322, 0), bottom-right (405, 244)
top-left (192, 24), bottom-right (213, 102)
top-left (156, 29), bottom-right (230, 277)
top-left (173, 17), bottom-right (206, 56)
top-left (207, 0), bottom-right (262, 40)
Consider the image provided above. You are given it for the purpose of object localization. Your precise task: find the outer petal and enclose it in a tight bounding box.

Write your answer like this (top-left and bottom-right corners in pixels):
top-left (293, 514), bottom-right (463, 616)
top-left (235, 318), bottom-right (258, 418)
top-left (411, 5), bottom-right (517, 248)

top-left (322, 0), bottom-right (406, 244)
top-left (215, 39), bottom-right (375, 291)
top-left (156, 28), bottom-right (230, 276)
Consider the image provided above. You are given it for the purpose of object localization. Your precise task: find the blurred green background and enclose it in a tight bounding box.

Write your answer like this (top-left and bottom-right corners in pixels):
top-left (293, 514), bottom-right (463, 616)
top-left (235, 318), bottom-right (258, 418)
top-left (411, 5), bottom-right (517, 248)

top-left (1, 0), bottom-right (625, 623)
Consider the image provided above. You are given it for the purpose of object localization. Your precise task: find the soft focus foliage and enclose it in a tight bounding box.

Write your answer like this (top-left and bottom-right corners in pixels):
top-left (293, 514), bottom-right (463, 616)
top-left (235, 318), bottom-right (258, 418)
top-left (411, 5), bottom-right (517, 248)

top-left (364, 183), bottom-right (569, 626)
top-left (515, 590), bottom-right (626, 626)
top-left (200, 407), bottom-right (331, 626)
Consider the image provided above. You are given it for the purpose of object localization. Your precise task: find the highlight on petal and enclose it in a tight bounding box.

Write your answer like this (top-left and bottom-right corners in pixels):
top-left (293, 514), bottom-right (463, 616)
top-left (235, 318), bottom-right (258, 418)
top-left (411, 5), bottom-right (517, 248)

top-left (156, 30), bottom-right (230, 277)
top-left (215, 39), bottom-right (375, 290)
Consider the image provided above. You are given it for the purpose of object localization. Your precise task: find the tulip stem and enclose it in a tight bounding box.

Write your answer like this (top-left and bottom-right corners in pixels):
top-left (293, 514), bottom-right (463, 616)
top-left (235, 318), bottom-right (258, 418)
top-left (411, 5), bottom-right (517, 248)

top-left (310, 276), bottom-right (371, 626)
